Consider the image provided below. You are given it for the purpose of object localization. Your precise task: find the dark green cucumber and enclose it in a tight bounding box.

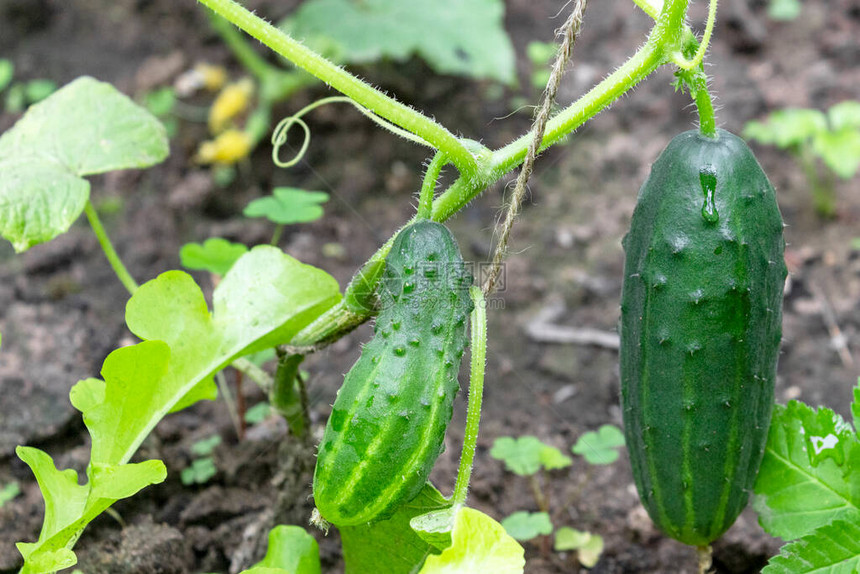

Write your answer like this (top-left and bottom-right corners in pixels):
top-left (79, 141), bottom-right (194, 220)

top-left (313, 220), bottom-right (473, 526)
top-left (620, 129), bottom-right (786, 546)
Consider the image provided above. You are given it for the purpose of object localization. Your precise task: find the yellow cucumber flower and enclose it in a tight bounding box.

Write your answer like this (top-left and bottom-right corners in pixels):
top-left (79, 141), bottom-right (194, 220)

top-left (196, 129), bottom-right (252, 165)
top-left (208, 78), bottom-right (254, 134)
top-left (196, 63), bottom-right (228, 92)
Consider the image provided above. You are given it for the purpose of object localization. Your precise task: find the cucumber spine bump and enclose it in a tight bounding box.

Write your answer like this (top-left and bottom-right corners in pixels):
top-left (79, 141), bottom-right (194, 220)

top-left (313, 220), bottom-right (473, 526)
top-left (620, 129), bottom-right (786, 546)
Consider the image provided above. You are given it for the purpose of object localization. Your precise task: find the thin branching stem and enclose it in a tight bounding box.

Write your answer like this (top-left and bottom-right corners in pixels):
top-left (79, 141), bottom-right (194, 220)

top-left (83, 200), bottom-right (138, 296)
top-left (418, 152), bottom-right (447, 220)
top-left (452, 287), bottom-right (487, 505)
top-left (197, 0), bottom-right (479, 178)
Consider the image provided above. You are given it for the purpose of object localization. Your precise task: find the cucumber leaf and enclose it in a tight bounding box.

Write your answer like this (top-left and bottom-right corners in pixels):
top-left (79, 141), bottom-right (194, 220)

top-left (180, 238), bottom-right (249, 276)
top-left (419, 507), bottom-right (525, 574)
top-left (84, 246), bottom-right (341, 464)
top-left (762, 518), bottom-right (860, 573)
top-left (250, 525), bottom-right (321, 574)
top-left (0, 76), bottom-right (168, 252)
top-left (339, 483), bottom-right (450, 574)
top-left (282, 0), bottom-right (515, 85)
top-left (753, 400), bottom-right (860, 540)
top-left (500, 511), bottom-right (553, 541)
top-left (18, 247), bottom-right (340, 572)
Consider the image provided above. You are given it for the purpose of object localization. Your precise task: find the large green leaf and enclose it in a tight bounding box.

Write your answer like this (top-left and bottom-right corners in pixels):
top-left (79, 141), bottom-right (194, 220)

top-left (753, 401), bottom-right (860, 540)
top-left (0, 76), bottom-right (168, 251)
top-left (80, 246), bottom-right (341, 465)
top-left (18, 246), bottom-right (340, 572)
top-left (419, 508), bottom-right (525, 574)
top-left (762, 518), bottom-right (860, 573)
top-left (339, 484), bottom-right (450, 574)
top-left (282, 0), bottom-right (515, 85)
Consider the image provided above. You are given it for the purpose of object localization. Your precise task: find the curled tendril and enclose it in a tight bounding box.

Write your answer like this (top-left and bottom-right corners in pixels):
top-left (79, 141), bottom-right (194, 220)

top-left (671, 0), bottom-right (718, 71)
top-left (272, 96), bottom-right (434, 169)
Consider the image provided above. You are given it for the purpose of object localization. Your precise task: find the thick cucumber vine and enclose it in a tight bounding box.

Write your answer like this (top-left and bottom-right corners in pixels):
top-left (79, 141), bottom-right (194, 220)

top-left (201, 0), bottom-right (722, 351)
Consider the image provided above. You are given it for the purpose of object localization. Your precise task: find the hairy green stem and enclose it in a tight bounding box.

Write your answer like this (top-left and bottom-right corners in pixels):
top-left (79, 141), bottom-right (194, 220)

top-left (434, 43), bottom-right (664, 222)
top-left (694, 81), bottom-right (717, 137)
top-left (418, 152), bottom-right (447, 220)
top-left (452, 287), bottom-right (487, 505)
top-left (231, 357), bottom-right (273, 392)
top-left (632, 0), bottom-right (663, 19)
top-left (197, 0), bottom-right (478, 178)
top-left (677, 29), bottom-right (717, 138)
top-left (83, 200), bottom-right (138, 296)
top-left (285, 0), bottom-right (694, 348)
top-left (215, 370), bottom-right (242, 438)
top-left (270, 223), bottom-right (285, 246)
top-left (676, 0), bottom-right (717, 70)
top-left (661, 0), bottom-right (691, 43)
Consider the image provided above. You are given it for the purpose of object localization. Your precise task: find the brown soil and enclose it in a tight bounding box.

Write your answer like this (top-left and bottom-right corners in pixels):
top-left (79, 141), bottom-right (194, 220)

top-left (2, 0), bottom-right (859, 572)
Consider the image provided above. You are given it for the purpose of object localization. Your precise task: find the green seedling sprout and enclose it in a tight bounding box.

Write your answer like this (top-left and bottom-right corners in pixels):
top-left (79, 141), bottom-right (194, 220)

top-left (490, 429), bottom-right (621, 566)
top-left (142, 86), bottom-right (179, 137)
top-left (0, 482), bottom-right (21, 507)
top-left (768, 0), bottom-right (801, 21)
top-left (554, 527), bottom-right (605, 568)
top-left (244, 402), bottom-right (272, 425)
top-left (744, 101), bottom-right (860, 216)
top-left (572, 425), bottom-right (626, 465)
top-left (180, 458), bottom-right (217, 486)
top-left (0, 59), bottom-right (14, 93)
top-left (243, 187), bottom-right (330, 245)
top-left (501, 511), bottom-right (554, 541)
